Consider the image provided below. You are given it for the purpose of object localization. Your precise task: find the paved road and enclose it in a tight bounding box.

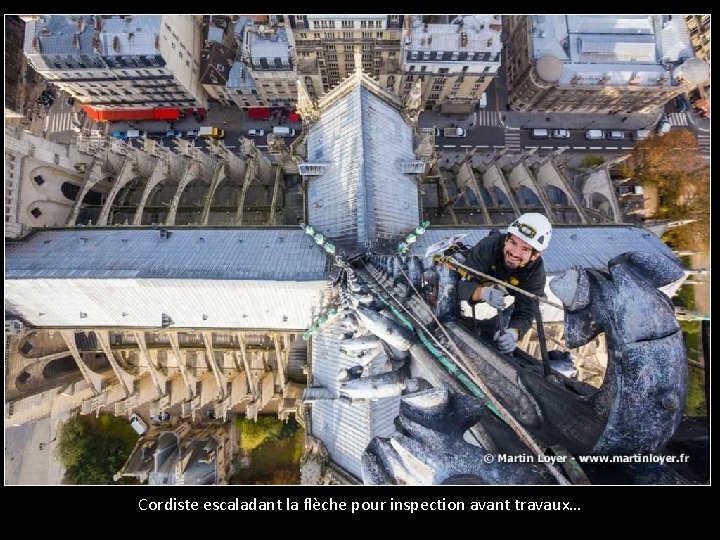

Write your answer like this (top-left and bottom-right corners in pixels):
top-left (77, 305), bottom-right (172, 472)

top-left (435, 128), bottom-right (636, 154)
top-left (52, 73), bottom-right (708, 161)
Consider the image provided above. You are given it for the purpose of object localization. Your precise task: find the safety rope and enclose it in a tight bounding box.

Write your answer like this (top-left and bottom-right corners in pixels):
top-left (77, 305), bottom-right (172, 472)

top-left (440, 256), bottom-right (566, 311)
top-left (361, 257), bottom-right (571, 485)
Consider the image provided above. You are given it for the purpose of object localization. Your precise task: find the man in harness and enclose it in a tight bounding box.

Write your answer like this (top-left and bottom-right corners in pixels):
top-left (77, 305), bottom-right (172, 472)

top-left (456, 213), bottom-right (553, 354)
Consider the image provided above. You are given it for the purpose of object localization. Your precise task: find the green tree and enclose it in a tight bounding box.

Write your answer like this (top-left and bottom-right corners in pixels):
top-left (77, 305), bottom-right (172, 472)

top-left (235, 416), bottom-right (284, 452)
top-left (56, 416), bottom-right (138, 484)
top-left (57, 417), bottom-right (90, 470)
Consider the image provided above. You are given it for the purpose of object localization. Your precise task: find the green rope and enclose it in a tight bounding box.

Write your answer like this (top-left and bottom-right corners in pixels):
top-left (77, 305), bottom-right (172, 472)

top-left (364, 274), bottom-right (502, 418)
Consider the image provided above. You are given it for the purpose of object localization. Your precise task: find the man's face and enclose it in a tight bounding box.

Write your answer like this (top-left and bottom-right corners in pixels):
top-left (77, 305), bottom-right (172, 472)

top-left (503, 234), bottom-right (540, 269)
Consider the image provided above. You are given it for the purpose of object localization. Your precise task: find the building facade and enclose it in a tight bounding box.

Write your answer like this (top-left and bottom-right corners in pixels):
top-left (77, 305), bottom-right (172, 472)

top-left (400, 15), bottom-right (502, 113)
top-left (288, 15), bottom-right (404, 100)
top-left (504, 15), bottom-right (710, 113)
top-left (4, 125), bottom-right (105, 238)
top-left (241, 24), bottom-right (297, 108)
top-left (23, 15), bottom-right (207, 110)
top-left (686, 15), bottom-right (710, 63)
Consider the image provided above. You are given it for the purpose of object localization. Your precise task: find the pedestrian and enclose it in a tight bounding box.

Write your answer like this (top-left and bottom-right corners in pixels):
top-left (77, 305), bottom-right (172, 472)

top-left (456, 213), bottom-right (553, 354)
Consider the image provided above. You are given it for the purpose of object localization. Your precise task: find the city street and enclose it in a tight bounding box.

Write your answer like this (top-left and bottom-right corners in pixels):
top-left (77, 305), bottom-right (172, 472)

top-left (422, 77), bottom-right (709, 159)
top-left (37, 75), bottom-right (709, 162)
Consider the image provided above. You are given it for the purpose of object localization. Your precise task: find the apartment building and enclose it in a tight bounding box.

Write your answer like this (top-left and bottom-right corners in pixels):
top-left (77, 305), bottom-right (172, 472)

top-left (242, 24), bottom-right (296, 108)
top-left (199, 41), bottom-right (237, 106)
top-left (504, 15), bottom-right (709, 113)
top-left (400, 15), bottom-right (502, 113)
top-left (23, 15), bottom-right (207, 110)
top-left (686, 15), bottom-right (710, 63)
top-left (288, 15), bottom-right (404, 99)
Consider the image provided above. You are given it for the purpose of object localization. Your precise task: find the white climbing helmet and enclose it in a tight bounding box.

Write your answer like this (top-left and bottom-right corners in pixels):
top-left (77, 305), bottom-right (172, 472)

top-left (507, 213), bottom-right (552, 252)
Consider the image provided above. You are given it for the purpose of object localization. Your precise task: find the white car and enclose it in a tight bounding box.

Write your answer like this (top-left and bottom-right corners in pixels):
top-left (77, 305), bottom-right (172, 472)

top-left (129, 414), bottom-right (148, 435)
top-left (552, 129), bottom-right (571, 139)
top-left (657, 120), bottom-right (671, 135)
top-left (247, 129), bottom-right (265, 137)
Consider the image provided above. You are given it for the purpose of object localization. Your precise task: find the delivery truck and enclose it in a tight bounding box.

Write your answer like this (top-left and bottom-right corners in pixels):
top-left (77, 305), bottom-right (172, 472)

top-left (199, 126), bottom-right (225, 138)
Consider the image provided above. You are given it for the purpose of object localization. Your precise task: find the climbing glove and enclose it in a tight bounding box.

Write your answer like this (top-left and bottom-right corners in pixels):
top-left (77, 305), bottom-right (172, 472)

top-left (494, 328), bottom-right (519, 354)
top-left (480, 284), bottom-right (507, 310)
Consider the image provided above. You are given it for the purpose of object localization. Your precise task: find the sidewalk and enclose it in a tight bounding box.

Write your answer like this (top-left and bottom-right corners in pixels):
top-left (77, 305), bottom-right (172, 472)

top-left (108, 104), bottom-right (301, 135)
top-left (419, 109), bottom-right (476, 130)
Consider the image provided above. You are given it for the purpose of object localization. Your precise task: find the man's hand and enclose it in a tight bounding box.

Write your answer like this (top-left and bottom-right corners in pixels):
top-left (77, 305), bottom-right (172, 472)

top-left (479, 284), bottom-right (507, 309)
top-left (494, 328), bottom-right (519, 354)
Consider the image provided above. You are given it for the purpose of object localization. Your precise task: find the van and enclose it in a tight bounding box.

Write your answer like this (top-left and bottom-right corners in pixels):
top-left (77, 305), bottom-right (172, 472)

top-left (530, 129), bottom-right (550, 139)
top-left (585, 129), bottom-right (604, 140)
top-left (272, 126), bottom-right (296, 137)
top-left (438, 127), bottom-right (466, 138)
top-left (129, 414), bottom-right (148, 435)
top-left (632, 130), bottom-right (651, 141)
top-left (607, 130), bottom-right (624, 140)
top-left (478, 92), bottom-right (487, 109)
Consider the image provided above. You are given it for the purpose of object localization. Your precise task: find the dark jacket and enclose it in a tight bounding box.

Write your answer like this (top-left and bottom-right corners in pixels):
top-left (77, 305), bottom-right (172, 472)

top-left (456, 233), bottom-right (546, 338)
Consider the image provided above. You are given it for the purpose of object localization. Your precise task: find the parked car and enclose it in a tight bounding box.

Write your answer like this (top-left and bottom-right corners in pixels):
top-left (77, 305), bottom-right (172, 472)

top-left (247, 129), bottom-right (265, 137)
top-left (585, 129), bottom-right (604, 140)
top-left (150, 411), bottom-right (171, 425)
top-left (530, 129), bottom-right (550, 139)
top-left (165, 130), bottom-right (184, 138)
top-left (617, 183), bottom-right (645, 196)
top-left (607, 130), bottom-right (625, 140)
top-left (184, 129), bottom-right (199, 138)
top-left (551, 129), bottom-right (570, 139)
top-left (657, 119), bottom-right (671, 134)
top-left (632, 129), bottom-right (651, 140)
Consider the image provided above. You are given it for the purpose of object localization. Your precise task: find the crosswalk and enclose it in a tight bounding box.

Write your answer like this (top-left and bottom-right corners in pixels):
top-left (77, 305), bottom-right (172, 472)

top-left (473, 109), bottom-right (501, 127)
top-left (697, 133), bottom-right (710, 156)
top-left (504, 130), bottom-right (521, 151)
top-left (44, 111), bottom-right (79, 133)
top-left (666, 112), bottom-right (689, 126)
